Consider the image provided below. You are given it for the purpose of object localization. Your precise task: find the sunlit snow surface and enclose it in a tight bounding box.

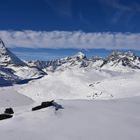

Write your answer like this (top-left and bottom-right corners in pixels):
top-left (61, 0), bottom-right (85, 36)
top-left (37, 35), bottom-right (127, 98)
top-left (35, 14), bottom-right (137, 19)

top-left (14, 69), bottom-right (140, 100)
top-left (0, 69), bottom-right (140, 140)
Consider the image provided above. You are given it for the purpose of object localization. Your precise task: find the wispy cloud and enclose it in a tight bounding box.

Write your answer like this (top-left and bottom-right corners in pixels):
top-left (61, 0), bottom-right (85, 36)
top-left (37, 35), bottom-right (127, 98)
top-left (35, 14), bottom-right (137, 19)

top-left (99, 0), bottom-right (140, 25)
top-left (0, 30), bottom-right (140, 50)
top-left (44, 0), bottom-right (73, 18)
top-left (100, 0), bottom-right (140, 11)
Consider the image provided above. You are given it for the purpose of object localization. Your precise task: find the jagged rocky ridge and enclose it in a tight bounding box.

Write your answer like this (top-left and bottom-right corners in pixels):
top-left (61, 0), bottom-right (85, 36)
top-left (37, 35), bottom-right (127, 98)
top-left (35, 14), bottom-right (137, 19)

top-left (28, 51), bottom-right (140, 72)
top-left (28, 52), bottom-right (90, 72)
top-left (0, 39), bottom-right (46, 86)
top-left (100, 51), bottom-right (140, 71)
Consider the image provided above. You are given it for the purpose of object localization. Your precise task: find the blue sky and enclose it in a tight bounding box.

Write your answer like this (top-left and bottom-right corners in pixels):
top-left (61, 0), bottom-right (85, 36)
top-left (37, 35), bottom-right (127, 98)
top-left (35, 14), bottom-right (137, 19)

top-left (0, 0), bottom-right (140, 32)
top-left (0, 0), bottom-right (140, 60)
top-left (10, 48), bottom-right (140, 60)
top-left (10, 48), bottom-right (112, 60)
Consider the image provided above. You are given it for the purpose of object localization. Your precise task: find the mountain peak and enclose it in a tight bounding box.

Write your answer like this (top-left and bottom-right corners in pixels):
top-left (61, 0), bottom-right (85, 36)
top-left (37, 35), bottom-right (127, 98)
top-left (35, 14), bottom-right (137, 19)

top-left (0, 39), bottom-right (8, 54)
top-left (110, 51), bottom-right (135, 58)
top-left (0, 39), bottom-right (25, 66)
top-left (108, 51), bottom-right (137, 63)
top-left (73, 52), bottom-right (86, 59)
top-left (0, 38), bottom-right (5, 48)
top-left (100, 50), bottom-right (140, 70)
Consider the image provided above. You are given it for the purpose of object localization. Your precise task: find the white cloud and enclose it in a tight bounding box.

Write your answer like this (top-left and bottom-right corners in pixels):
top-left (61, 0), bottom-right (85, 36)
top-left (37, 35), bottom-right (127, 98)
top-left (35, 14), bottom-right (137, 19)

top-left (0, 30), bottom-right (140, 50)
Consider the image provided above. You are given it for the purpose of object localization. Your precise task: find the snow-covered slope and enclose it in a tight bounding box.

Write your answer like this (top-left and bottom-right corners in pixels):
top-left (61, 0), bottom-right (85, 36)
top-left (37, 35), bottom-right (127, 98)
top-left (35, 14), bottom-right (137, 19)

top-left (0, 99), bottom-right (140, 140)
top-left (13, 50), bottom-right (140, 101)
top-left (0, 67), bottom-right (140, 140)
top-left (0, 89), bottom-right (33, 107)
top-left (0, 39), bottom-right (46, 85)
top-left (10, 68), bottom-right (139, 101)
top-left (0, 47), bottom-right (140, 140)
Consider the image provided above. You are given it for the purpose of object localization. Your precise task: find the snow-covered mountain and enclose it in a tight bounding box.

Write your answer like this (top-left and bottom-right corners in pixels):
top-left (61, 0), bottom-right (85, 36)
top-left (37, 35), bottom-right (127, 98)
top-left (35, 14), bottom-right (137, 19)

top-left (27, 51), bottom-right (90, 72)
top-left (1, 38), bottom-right (140, 86)
top-left (0, 39), bottom-right (26, 67)
top-left (0, 39), bottom-right (46, 85)
top-left (28, 50), bottom-right (140, 73)
top-left (100, 51), bottom-right (140, 72)
top-left (0, 40), bottom-right (140, 140)
top-left (17, 50), bottom-right (140, 101)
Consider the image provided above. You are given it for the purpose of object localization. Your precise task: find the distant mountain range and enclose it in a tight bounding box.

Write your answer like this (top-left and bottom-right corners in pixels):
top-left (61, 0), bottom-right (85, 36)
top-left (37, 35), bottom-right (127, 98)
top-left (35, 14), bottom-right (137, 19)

top-left (28, 50), bottom-right (140, 73)
top-left (0, 39), bottom-right (140, 86)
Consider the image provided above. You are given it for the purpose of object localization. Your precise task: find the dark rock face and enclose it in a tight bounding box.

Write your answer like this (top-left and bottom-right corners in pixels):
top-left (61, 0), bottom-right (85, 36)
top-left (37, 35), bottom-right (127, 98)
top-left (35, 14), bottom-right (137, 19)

top-left (32, 100), bottom-right (63, 111)
top-left (32, 105), bottom-right (43, 111)
top-left (0, 114), bottom-right (13, 120)
top-left (0, 108), bottom-right (14, 120)
top-left (4, 108), bottom-right (14, 114)
top-left (32, 100), bottom-right (54, 111)
top-left (41, 101), bottom-right (54, 107)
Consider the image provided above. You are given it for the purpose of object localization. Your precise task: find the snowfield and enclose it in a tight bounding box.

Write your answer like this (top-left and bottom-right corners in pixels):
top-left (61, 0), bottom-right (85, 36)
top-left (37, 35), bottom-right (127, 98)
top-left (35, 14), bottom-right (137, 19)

top-left (0, 40), bottom-right (140, 140)
top-left (13, 69), bottom-right (140, 101)
top-left (0, 99), bottom-right (140, 140)
top-left (0, 68), bottom-right (140, 140)
top-left (0, 89), bottom-right (33, 107)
